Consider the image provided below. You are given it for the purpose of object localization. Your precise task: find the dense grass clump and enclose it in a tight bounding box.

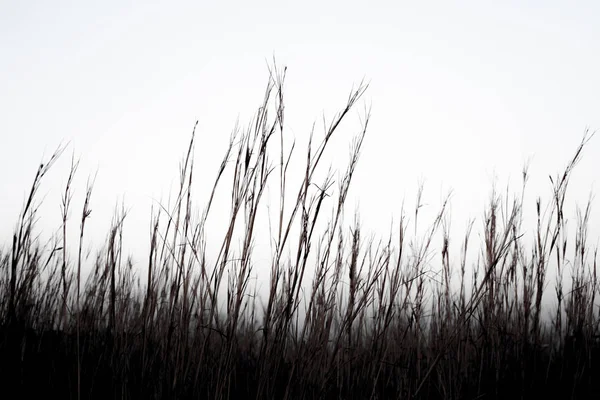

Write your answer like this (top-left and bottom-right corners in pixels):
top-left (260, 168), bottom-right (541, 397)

top-left (1, 66), bottom-right (599, 399)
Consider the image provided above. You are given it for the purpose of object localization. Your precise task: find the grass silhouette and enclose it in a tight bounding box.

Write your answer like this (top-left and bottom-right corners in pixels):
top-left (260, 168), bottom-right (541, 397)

top-left (1, 65), bottom-right (599, 399)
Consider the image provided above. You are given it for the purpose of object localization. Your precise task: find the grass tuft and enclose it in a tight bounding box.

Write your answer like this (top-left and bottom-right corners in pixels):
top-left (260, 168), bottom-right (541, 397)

top-left (1, 65), bottom-right (599, 399)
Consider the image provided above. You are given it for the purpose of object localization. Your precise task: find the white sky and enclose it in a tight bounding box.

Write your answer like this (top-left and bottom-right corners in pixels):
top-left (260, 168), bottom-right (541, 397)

top-left (2, 1), bottom-right (600, 297)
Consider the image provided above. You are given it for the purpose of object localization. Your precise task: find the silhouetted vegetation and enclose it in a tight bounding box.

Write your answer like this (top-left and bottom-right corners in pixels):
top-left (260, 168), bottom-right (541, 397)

top-left (1, 65), bottom-right (599, 399)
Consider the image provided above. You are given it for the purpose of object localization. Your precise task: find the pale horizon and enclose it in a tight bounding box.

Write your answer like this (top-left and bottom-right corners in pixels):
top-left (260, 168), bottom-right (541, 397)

top-left (2, 1), bottom-right (600, 303)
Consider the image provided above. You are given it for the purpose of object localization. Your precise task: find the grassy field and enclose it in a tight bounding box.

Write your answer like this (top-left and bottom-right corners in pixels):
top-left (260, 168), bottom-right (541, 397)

top-left (1, 67), bottom-right (599, 399)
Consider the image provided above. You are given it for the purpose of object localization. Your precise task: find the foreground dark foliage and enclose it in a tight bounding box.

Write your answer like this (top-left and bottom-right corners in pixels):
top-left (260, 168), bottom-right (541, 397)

top-left (1, 66), bottom-right (599, 399)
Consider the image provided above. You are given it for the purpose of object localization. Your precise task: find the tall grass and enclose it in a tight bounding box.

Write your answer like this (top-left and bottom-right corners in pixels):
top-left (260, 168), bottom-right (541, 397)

top-left (1, 65), bottom-right (599, 400)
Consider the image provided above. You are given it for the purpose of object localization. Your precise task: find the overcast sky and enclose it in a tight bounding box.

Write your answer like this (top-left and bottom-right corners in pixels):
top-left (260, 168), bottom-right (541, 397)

top-left (2, 1), bottom-right (599, 289)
